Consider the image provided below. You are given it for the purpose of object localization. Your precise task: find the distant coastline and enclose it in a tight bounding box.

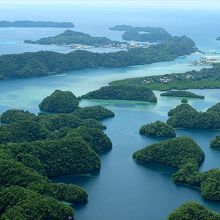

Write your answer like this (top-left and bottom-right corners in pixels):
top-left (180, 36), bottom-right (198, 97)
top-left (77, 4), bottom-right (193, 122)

top-left (0, 20), bottom-right (74, 28)
top-left (0, 36), bottom-right (197, 80)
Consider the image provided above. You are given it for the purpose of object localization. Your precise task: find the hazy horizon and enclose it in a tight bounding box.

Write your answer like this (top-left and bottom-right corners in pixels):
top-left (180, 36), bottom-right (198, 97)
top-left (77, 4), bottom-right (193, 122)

top-left (1, 0), bottom-right (220, 11)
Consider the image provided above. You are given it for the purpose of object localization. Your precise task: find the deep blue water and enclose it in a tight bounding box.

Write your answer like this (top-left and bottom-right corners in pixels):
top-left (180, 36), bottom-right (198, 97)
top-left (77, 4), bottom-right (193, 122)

top-left (1, 4), bottom-right (220, 220)
top-left (55, 96), bottom-right (220, 220)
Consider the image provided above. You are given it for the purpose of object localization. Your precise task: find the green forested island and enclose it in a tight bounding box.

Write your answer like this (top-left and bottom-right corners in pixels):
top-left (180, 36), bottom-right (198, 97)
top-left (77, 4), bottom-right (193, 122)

top-left (39, 90), bottom-right (79, 113)
top-left (0, 90), bottom-right (115, 219)
top-left (73, 105), bottom-right (115, 120)
top-left (133, 136), bottom-right (220, 201)
top-left (133, 137), bottom-right (204, 170)
top-left (139, 121), bottom-right (176, 137)
top-left (109, 25), bottom-right (134, 31)
top-left (168, 202), bottom-right (220, 220)
top-left (217, 37), bottom-right (220, 41)
top-left (25, 30), bottom-right (115, 46)
top-left (0, 20), bottom-right (74, 28)
top-left (0, 36), bottom-right (197, 80)
top-left (81, 85), bottom-right (157, 102)
top-left (210, 136), bottom-right (220, 149)
top-left (133, 137), bottom-right (220, 201)
top-left (110, 63), bottom-right (220, 90)
top-left (110, 25), bottom-right (172, 42)
top-left (160, 90), bottom-right (205, 99)
top-left (167, 102), bottom-right (220, 129)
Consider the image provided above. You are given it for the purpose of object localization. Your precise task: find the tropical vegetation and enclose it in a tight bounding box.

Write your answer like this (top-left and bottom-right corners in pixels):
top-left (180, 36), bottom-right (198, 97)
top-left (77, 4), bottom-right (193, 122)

top-left (133, 136), bottom-right (220, 201)
top-left (82, 85), bottom-right (157, 102)
top-left (160, 90), bottom-right (205, 99)
top-left (0, 91), bottom-right (115, 219)
top-left (168, 201), bottom-right (220, 220)
top-left (139, 121), bottom-right (176, 137)
top-left (0, 36), bottom-right (197, 80)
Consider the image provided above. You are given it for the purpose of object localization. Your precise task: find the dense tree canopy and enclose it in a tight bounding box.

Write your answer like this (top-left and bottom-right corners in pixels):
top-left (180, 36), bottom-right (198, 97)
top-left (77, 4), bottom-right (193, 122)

top-left (167, 103), bottom-right (220, 129)
top-left (25, 30), bottom-right (114, 46)
top-left (168, 202), bottom-right (220, 220)
top-left (67, 126), bottom-right (112, 153)
top-left (39, 90), bottom-right (79, 113)
top-left (139, 121), bottom-right (176, 137)
top-left (160, 90), bottom-right (204, 99)
top-left (39, 113), bottom-right (81, 132)
top-left (82, 85), bottom-right (157, 102)
top-left (74, 105), bottom-right (115, 120)
top-left (0, 186), bottom-right (74, 220)
top-left (0, 36), bottom-right (197, 80)
top-left (1, 109), bottom-right (37, 124)
top-left (210, 136), bottom-right (220, 149)
top-left (207, 102), bottom-right (220, 113)
top-left (133, 137), bottom-right (204, 169)
top-left (2, 137), bottom-right (101, 177)
top-left (133, 136), bottom-right (220, 201)
top-left (110, 63), bottom-right (220, 91)
top-left (0, 92), bottom-right (115, 218)
top-left (0, 120), bottom-right (45, 144)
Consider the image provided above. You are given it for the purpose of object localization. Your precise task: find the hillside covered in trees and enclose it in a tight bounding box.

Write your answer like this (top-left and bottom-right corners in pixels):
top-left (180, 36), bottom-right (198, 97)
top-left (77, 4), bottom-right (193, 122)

top-left (82, 85), bottom-right (157, 102)
top-left (160, 90), bottom-right (205, 99)
top-left (110, 63), bottom-right (220, 91)
top-left (139, 121), bottom-right (176, 137)
top-left (0, 90), bottom-right (115, 219)
top-left (0, 36), bottom-right (197, 80)
top-left (25, 30), bottom-right (115, 46)
top-left (168, 202), bottom-right (220, 220)
top-left (133, 136), bottom-right (220, 201)
top-left (167, 102), bottom-right (220, 129)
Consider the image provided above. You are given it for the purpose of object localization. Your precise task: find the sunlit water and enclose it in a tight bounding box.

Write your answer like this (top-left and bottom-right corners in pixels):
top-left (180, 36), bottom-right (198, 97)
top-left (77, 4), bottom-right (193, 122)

top-left (1, 4), bottom-right (220, 220)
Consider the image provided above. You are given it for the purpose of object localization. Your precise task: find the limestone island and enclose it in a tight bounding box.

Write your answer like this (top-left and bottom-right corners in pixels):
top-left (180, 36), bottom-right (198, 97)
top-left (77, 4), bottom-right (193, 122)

top-left (210, 136), bottom-right (220, 149)
top-left (0, 89), bottom-right (115, 219)
top-left (168, 202), bottom-right (220, 220)
top-left (24, 30), bottom-right (129, 49)
top-left (160, 90), bottom-right (205, 99)
top-left (0, 36), bottom-right (197, 80)
top-left (139, 121), bottom-right (176, 137)
top-left (0, 20), bottom-right (74, 28)
top-left (110, 25), bottom-right (172, 42)
top-left (81, 85), bottom-right (157, 103)
top-left (39, 90), bottom-right (79, 113)
top-left (133, 136), bottom-right (220, 201)
top-left (167, 101), bottom-right (220, 129)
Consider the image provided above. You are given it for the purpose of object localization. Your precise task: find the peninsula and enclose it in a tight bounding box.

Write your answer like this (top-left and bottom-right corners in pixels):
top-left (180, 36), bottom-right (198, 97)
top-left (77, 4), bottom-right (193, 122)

top-left (110, 63), bottom-right (220, 91)
top-left (0, 20), bottom-right (74, 28)
top-left (0, 36), bottom-right (197, 80)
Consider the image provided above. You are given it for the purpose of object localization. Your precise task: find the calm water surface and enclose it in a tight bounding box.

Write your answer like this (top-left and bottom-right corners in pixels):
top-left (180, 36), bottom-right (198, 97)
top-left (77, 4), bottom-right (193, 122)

top-left (55, 94), bottom-right (220, 220)
top-left (0, 4), bottom-right (220, 220)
